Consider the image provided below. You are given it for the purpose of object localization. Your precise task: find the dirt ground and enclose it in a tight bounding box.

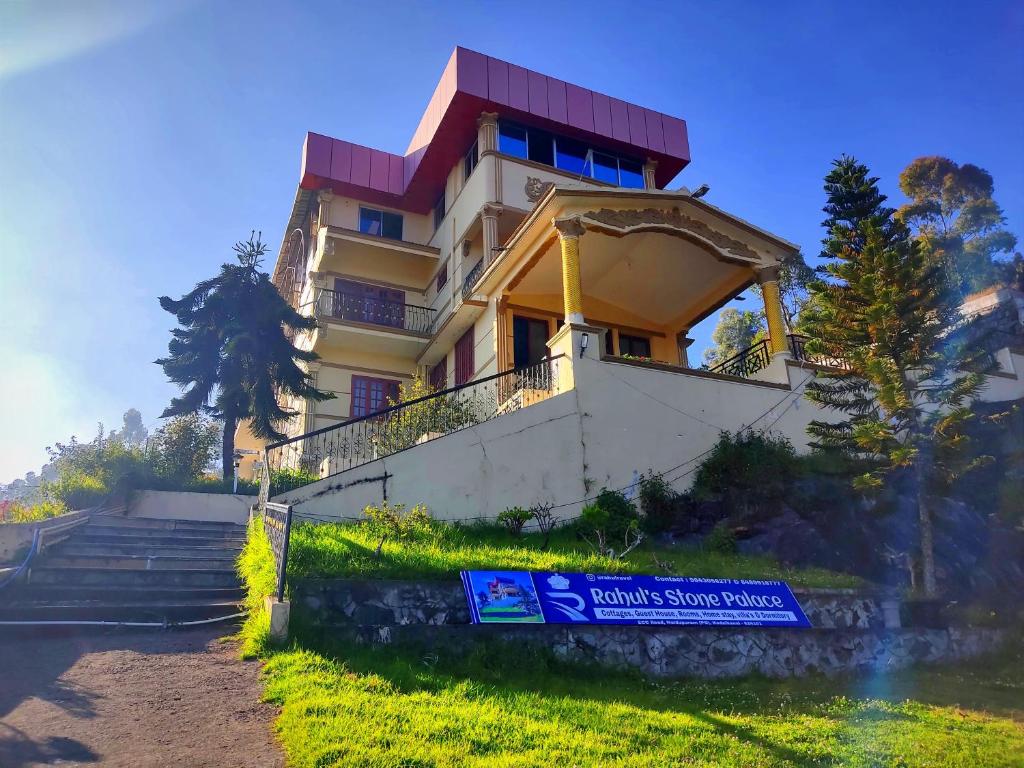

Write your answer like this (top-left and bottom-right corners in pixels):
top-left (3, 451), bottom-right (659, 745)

top-left (0, 626), bottom-right (284, 767)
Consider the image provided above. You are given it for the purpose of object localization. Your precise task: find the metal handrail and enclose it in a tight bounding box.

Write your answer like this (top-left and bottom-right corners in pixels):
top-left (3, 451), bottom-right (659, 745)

top-left (708, 338), bottom-right (772, 378)
top-left (311, 288), bottom-right (435, 335)
top-left (462, 259), bottom-right (485, 300)
top-left (263, 502), bottom-right (293, 602)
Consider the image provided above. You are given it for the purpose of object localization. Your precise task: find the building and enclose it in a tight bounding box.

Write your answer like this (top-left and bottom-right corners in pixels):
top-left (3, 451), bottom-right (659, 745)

top-left (241, 47), bottom-right (1024, 519)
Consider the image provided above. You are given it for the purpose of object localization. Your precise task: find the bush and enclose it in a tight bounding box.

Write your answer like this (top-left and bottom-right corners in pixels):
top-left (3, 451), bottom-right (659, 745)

top-left (1, 499), bottom-right (69, 524)
top-left (497, 506), bottom-right (534, 536)
top-left (638, 473), bottom-right (678, 534)
top-left (691, 430), bottom-right (798, 513)
top-left (269, 467), bottom-right (320, 496)
top-left (42, 470), bottom-right (106, 510)
top-left (578, 489), bottom-right (642, 558)
top-left (705, 522), bottom-right (737, 554)
top-left (363, 502), bottom-right (433, 556)
top-left (372, 377), bottom-right (482, 456)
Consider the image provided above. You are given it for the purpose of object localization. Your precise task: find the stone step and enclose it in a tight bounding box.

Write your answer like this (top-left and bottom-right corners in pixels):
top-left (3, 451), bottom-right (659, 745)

top-left (74, 531), bottom-right (246, 548)
top-left (43, 553), bottom-right (239, 571)
top-left (6, 584), bottom-right (246, 604)
top-left (54, 542), bottom-right (244, 558)
top-left (0, 600), bottom-right (242, 624)
top-left (29, 566), bottom-right (241, 588)
top-left (88, 516), bottom-right (247, 533)
top-left (82, 522), bottom-right (246, 540)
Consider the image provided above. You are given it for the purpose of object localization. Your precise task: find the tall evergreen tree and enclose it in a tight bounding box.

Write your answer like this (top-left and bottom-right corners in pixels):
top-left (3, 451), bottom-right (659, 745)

top-left (156, 233), bottom-right (333, 481)
top-left (801, 157), bottom-right (991, 596)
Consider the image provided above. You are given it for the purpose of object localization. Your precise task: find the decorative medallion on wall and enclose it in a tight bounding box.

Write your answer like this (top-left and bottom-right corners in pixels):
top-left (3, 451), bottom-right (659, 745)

top-left (525, 177), bottom-right (555, 203)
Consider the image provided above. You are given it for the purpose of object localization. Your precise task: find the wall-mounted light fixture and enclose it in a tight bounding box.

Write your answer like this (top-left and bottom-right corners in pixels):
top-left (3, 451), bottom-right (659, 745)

top-left (580, 332), bottom-right (589, 359)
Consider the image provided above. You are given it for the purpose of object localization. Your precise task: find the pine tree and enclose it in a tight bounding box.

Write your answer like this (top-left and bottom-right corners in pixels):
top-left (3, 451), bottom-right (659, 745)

top-left (801, 157), bottom-right (992, 596)
top-left (156, 233), bottom-right (333, 482)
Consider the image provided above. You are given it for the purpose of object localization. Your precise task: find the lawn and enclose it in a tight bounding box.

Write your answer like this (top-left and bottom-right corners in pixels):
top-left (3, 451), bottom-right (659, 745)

top-left (284, 519), bottom-right (861, 589)
top-left (259, 635), bottom-right (1024, 768)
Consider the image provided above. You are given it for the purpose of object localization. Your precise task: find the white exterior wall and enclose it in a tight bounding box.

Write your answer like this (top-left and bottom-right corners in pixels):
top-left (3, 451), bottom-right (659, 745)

top-left (128, 491), bottom-right (252, 524)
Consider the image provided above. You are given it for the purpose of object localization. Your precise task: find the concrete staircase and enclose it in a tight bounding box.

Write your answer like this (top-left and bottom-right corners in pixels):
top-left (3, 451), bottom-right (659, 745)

top-left (0, 516), bottom-right (246, 626)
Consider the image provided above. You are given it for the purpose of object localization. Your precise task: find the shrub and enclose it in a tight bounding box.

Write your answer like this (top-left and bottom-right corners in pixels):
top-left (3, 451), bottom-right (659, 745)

top-left (146, 413), bottom-right (220, 483)
top-left (691, 430), bottom-right (798, 513)
top-left (373, 377), bottom-right (482, 456)
top-left (363, 502), bottom-right (432, 556)
top-left (42, 470), bottom-right (106, 510)
top-left (237, 519), bottom-right (278, 657)
top-left (638, 473), bottom-right (678, 534)
top-left (1, 499), bottom-right (69, 524)
top-left (705, 521), bottom-right (737, 554)
top-left (497, 506), bottom-right (534, 536)
top-left (578, 489), bottom-right (643, 559)
top-left (269, 466), bottom-right (320, 496)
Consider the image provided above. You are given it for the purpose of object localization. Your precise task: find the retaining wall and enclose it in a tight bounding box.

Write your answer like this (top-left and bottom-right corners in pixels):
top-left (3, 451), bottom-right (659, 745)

top-left (128, 490), bottom-right (252, 524)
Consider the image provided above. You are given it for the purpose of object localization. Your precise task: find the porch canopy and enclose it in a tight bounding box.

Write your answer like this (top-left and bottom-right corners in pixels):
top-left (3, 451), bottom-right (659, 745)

top-left (474, 187), bottom-right (799, 368)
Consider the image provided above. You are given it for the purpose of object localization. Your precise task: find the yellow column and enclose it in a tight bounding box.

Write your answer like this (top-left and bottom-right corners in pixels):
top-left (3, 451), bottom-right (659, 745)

top-left (554, 217), bottom-right (586, 324)
top-left (757, 265), bottom-right (788, 355)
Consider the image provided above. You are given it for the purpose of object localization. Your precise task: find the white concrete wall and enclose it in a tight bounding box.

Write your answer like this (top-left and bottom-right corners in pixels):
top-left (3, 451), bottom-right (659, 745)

top-left (128, 491), bottom-right (252, 524)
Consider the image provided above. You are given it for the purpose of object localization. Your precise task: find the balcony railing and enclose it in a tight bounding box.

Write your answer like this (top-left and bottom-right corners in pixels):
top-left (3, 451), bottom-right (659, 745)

top-left (311, 288), bottom-right (435, 335)
top-left (462, 259), bottom-right (485, 300)
top-left (260, 356), bottom-right (563, 499)
top-left (707, 334), bottom-right (851, 379)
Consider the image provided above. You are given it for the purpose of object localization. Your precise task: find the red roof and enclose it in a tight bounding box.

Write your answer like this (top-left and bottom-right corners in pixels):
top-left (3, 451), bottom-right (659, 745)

top-left (299, 47), bottom-right (690, 213)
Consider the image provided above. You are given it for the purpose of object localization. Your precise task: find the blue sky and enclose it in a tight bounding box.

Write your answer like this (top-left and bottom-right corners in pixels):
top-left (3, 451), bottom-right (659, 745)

top-left (1, 0), bottom-right (1022, 483)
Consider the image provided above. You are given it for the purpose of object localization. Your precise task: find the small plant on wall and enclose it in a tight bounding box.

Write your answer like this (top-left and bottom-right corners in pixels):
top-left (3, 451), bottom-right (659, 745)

top-left (372, 376), bottom-right (481, 456)
top-left (497, 506), bottom-right (534, 537)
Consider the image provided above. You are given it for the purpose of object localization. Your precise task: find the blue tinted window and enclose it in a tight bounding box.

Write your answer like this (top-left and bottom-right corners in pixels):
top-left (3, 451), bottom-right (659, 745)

top-left (359, 207), bottom-right (382, 235)
top-left (528, 129), bottom-right (554, 165)
top-left (619, 159), bottom-right (644, 188)
top-left (593, 152), bottom-right (618, 184)
top-left (498, 123), bottom-right (528, 158)
top-left (555, 137), bottom-right (588, 175)
top-left (382, 211), bottom-right (403, 239)
top-left (360, 207), bottom-right (403, 239)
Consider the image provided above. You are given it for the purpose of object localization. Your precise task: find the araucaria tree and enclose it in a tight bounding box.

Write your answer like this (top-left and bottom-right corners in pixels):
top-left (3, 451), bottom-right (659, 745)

top-left (156, 233), bottom-right (333, 481)
top-left (801, 157), bottom-right (991, 597)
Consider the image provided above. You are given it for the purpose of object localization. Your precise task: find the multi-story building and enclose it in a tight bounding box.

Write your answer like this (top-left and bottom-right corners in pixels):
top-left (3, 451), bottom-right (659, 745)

top-left (241, 47), bottom-right (1024, 519)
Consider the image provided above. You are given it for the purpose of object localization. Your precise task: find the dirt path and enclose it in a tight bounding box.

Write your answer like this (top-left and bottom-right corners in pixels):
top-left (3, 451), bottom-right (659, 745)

top-left (0, 626), bottom-right (283, 767)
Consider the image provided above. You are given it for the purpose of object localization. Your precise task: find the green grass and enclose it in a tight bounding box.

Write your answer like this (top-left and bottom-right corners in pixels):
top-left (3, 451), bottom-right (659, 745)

top-left (237, 520), bottom-right (279, 657)
top-left (259, 635), bottom-right (1024, 767)
top-left (286, 520), bottom-right (861, 589)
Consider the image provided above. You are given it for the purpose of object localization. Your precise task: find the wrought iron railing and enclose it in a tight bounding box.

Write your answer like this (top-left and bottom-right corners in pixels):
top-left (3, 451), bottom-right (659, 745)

top-left (708, 338), bottom-right (772, 378)
top-left (462, 259), bottom-right (485, 300)
top-left (263, 502), bottom-right (293, 602)
top-left (311, 288), bottom-right (435, 335)
top-left (787, 334), bottom-right (851, 370)
top-left (259, 356), bottom-right (564, 501)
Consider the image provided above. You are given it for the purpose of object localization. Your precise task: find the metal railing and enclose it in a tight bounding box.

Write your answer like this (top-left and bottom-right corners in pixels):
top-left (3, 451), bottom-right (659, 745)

top-left (311, 288), bottom-right (435, 335)
top-left (263, 502), bottom-right (293, 602)
top-left (707, 334), bottom-right (851, 379)
top-left (462, 259), bottom-right (485, 300)
top-left (708, 338), bottom-right (772, 378)
top-left (259, 356), bottom-right (563, 501)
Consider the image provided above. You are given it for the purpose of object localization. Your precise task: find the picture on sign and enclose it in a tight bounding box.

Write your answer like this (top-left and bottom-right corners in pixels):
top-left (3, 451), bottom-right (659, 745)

top-left (460, 570), bottom-right (545, 623)
top-left (461, 571), bottom-right (812, 628)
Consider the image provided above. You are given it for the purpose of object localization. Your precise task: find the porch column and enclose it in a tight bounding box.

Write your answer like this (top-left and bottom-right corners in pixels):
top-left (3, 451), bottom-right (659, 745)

top-left (303, 362), bottom-right (321, 434)
top-left (482, 203), bottom-right (502, 267)
top-left (316, 189), bottom-right (333, 229)
top-left (553, 217), bottom-right (586, 325)
top-left (477, 112), bottom-right (498, 153)
top-left (676, 331), bottom-right (695, 367)
top-left (756, 265), bottom-right (788, 355)
top-left (642, 159), bottom-right (658, 190)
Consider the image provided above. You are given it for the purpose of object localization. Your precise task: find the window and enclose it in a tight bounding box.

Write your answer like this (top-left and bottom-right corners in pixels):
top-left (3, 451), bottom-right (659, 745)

top-left (429, 358), bottom-right (447, 391)
top-left (464, 141), bottom-right (478, 180)
top-left (350, 375), bottom-right (400, 418)
top-left (454, 327), bottom-right (474, 385)
top-left (359, 207), bottom-right (403, 240)
top-left (512, 316), bottom-right (550, 369)
top-left (618, 333), bottom-right (651, 358)
top-left (603, 328), bottom-right (614, 356)
top-left (436, 260), bottom-right (449, 291)
top-left (498, 122), bottom-right (528, 158)
top-left (497, 120), bottom-right (644, 188)
top-left (433, 190), bottom-right (446, 231)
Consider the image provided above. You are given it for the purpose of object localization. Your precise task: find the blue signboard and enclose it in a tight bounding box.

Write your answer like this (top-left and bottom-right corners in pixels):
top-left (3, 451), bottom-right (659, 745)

top-left (461, 571), bottom-right (811, 628)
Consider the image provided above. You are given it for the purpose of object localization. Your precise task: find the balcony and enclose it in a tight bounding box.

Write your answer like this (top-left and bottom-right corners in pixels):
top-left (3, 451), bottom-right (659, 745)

top-left (307, 288), bottom-right (436, 358)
